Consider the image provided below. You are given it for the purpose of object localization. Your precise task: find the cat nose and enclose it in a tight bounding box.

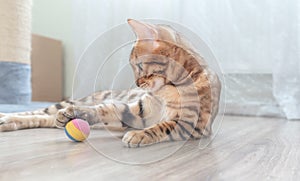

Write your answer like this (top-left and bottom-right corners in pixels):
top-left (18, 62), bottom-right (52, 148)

top-left (136, 78), bottom-right (145, 87)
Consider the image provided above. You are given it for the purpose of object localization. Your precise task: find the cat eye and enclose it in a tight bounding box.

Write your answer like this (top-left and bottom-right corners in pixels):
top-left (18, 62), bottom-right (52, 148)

top-left (137, 62), bottom-right (143, 70)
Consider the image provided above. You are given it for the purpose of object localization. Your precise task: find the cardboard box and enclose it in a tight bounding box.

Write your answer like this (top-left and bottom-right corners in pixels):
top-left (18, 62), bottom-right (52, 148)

top-left (31, 34), bottom-right (63, 102)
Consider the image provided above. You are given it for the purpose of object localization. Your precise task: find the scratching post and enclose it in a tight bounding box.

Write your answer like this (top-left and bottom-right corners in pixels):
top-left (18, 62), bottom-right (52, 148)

top-left (0, 0), bottom-right (32, 64)
top-left (0, 0), bottom-right (32, 104)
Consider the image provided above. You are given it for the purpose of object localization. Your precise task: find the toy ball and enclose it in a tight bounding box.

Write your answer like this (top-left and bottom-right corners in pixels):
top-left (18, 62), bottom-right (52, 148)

top-left (65, 119), bottom-right (90, 142)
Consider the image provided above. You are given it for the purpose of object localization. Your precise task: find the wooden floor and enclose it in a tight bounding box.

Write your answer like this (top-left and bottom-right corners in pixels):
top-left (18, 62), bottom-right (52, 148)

top-left (1, 116), bottom-right (299, 181)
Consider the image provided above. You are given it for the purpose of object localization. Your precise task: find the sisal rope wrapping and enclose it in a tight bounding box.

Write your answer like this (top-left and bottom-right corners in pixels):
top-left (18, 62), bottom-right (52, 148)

top-left (0, 0), bottom-right (32, 64)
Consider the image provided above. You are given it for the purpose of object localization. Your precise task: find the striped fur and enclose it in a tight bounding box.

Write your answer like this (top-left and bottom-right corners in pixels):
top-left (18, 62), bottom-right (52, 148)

top-left (0, 19), bottom-right (221, 147)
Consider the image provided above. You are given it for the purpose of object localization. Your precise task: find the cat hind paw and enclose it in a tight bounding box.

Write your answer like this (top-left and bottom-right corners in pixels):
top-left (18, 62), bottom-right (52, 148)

top-left (0, 117), bottom-right (18, 131)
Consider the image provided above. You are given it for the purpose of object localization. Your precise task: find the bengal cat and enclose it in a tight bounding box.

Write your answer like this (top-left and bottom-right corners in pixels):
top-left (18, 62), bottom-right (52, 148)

top-left (0, 19), bottom-right (221, 147)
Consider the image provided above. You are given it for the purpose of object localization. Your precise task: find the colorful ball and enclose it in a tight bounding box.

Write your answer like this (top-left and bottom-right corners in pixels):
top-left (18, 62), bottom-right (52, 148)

top-left (64, 119), bottom-right (90, 142)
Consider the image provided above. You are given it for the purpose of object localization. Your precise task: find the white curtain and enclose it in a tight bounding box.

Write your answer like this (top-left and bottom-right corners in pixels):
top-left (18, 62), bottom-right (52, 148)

top-left (72, 0), bottom-right (300, 119)
top-left (270, 1), bottom-right (300, 119)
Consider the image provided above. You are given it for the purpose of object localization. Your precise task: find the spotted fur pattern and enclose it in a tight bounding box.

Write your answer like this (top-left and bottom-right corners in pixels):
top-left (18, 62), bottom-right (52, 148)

top-left (0, 19), bottom-right (221, 147)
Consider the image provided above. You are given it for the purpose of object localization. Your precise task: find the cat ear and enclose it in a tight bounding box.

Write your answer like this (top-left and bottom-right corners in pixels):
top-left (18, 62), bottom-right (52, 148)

top-left (128, 19), bottom-right (158, 40)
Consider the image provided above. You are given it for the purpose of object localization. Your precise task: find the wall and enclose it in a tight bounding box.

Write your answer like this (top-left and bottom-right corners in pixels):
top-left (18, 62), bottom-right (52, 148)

top-left (32, 0), bottom-right (276, 98)
top-left (32, 0), bottom-right (73, 98)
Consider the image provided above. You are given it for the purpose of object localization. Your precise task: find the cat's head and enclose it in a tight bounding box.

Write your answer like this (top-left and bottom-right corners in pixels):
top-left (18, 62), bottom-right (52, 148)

top-left (128, 19), bottom-right (201, 91)
top-left (128, 19), bottom-right (177, 91)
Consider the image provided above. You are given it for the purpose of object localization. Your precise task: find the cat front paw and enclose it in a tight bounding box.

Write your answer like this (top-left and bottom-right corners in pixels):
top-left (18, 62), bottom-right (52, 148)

top-left (122, 130), bottom-right (157, 148)
top-left (55, 106), bottom-right (76, 128)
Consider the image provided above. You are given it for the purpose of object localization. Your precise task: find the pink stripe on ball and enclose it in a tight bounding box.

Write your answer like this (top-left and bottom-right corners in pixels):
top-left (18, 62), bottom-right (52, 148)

top-left (72, 119), bottom-right (90, 136)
